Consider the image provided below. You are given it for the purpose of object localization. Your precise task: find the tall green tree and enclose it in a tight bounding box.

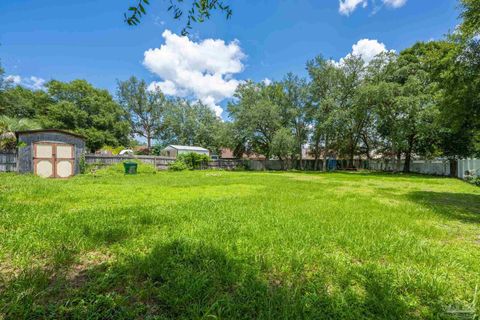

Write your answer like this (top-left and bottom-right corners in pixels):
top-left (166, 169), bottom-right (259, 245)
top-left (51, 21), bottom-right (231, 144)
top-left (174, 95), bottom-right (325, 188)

top-left (117, 77), bottom-right (166, 149)
top-left (307, 56), bottom-right (342, 170)
top-left (228, 81), bottom-right (284, 158)
top-left (158, 98), bottom-right (225, 153)
top-left (335, 55), bottom-right (368, 168)
top-left (270, 127), bottom-right (296, 169)
top-left (280, 73), bottom-right (310, 168)
top-left (42, 80), bottom-right (130, 151)
top-left (1, 86), bottom-right (51, 119)
top-left (460, 0), bottom-right (480, 38)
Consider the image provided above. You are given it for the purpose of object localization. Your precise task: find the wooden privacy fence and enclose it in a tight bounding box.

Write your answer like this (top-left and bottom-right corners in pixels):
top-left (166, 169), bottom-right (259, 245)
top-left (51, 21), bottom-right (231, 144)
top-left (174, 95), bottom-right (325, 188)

top-left (0, 151), bottom-right (16, 172)
top-left (2, 152), bottom-right (480, 179)
top-left (85, 154), bottom-right (176, 170)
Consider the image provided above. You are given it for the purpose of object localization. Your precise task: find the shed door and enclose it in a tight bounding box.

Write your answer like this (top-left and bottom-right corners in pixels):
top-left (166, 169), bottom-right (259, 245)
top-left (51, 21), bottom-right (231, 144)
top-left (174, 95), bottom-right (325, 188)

top-left (34, 143), bottom-right (74, 178)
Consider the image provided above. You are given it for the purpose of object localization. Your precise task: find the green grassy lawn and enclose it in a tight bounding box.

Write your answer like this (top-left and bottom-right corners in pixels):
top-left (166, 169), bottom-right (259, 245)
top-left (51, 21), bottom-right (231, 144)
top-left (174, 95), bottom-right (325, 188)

top-left (1, 166), bottom-right (479, 319)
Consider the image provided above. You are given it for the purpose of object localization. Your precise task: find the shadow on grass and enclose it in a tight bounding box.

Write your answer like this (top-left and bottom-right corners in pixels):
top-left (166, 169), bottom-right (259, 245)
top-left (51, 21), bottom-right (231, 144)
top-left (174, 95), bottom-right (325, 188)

top-left (0, 239), bottom-right (454, 319)
top-left (408, 191), bottom-right (480, 224)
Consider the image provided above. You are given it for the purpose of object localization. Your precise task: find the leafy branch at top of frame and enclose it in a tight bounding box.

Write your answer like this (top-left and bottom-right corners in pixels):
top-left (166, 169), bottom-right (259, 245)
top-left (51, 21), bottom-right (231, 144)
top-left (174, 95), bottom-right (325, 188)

top-left (124, 0), bottom-right (233, 36)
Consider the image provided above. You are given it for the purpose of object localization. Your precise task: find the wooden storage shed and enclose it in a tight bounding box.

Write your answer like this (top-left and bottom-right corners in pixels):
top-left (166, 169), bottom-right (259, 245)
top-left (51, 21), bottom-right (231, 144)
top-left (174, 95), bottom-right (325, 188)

top-left (16, 129), bottom-right (86, 178)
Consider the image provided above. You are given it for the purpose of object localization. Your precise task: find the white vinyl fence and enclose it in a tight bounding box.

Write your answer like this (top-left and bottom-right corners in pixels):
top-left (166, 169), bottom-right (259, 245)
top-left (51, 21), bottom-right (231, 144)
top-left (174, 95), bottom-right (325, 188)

top-left (458, 159), bottom-right (480, 179)
top-left (368, 158), bottom-right (480, 179)
top-left (367, 159), bottom-right (451, 176)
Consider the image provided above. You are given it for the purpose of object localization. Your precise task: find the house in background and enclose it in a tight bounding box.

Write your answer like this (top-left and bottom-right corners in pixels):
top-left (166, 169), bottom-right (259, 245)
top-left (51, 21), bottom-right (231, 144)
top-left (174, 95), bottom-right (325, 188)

top-left (220, 148), bottom-right (266, 160)
top-left (162, 145), bottom-right (209, 158)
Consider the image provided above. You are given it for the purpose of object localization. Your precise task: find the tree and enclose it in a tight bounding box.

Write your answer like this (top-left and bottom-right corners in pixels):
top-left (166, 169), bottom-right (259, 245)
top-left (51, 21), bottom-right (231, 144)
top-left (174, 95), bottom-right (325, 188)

top-left (361, 52), bottom-right (402, 163)
top-left (42, 80), bottom-right (130, 151)
top-left (117, 77), bottom-right (166, 149)
top-left (228, 81), bottom-right (283, 158)
top-left (158, 98), bottom-right (225, 153)
top-left (460, 0), bottom-right (480, 38)
top-left (270, 127), bottom-right (295, 169)
top-left (335, 55), bottom-right (368, 168)
top-left (307, 56), bottom-right (342, 170)
top-left (0, 61), bottom-right (8, 113)
top-left (125, 0), bottom-right (232, 35)
top-left (280, 73), bottom-right (310, 168)
top-left (427, 38), bottom-right (480, 158)
top-left (1, 86), bottom-right (51, 119)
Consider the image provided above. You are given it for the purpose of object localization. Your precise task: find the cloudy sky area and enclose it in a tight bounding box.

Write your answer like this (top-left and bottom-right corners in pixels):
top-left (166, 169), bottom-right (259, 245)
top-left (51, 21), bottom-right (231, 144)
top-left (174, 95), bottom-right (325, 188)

top-left (0, 0), bottom-right (459, 118)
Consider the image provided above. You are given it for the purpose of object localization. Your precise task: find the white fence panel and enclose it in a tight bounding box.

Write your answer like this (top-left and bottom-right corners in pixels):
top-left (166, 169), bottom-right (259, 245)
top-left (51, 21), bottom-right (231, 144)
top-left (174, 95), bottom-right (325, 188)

top-left (458, 159), bottom-right (480, 179)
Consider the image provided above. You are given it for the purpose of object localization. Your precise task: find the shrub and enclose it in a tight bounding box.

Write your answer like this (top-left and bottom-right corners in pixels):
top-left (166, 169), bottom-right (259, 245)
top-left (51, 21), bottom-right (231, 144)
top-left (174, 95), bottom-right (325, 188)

top-left (468, 177), bottom-right (480, 187)
top-left (465, 170), bottom-right (480, 187)
top-left (177, 152), bottom-right (210, 170)
top-left (100, 146), bottom-right (127, 155)
top-left (168, 160), bottom-right (188, 171)
top-left (151, 145), bottom-right (164, 156)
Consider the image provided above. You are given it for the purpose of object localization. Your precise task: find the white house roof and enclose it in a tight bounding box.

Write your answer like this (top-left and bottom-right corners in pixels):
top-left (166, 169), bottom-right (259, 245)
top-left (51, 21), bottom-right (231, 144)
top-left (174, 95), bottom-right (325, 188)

top-left (167, 145), bottom-right (209, 152)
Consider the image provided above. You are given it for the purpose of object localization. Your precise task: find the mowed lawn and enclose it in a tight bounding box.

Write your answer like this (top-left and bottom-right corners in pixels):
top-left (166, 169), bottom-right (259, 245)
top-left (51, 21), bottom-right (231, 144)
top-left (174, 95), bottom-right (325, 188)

top-left (1, 167), bottom-right (480, 319)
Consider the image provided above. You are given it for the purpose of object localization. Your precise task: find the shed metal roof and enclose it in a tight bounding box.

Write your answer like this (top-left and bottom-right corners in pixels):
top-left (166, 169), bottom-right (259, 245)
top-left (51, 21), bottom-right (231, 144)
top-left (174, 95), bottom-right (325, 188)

top-left (15, 129), bottom-right (86, 140)
top-left (166, 145), bottom-right (209, 152)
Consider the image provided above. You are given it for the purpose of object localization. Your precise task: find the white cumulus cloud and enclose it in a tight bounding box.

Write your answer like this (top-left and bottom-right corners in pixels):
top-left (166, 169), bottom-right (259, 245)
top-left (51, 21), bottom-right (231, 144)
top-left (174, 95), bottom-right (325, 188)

top-left (337, 39), bottom-right (392, 65)
top-left (143, 30), bottom-right (246, 117)
top-left (382, 0), bottom-right (407, 8)
top-left (27, 76), bottom-right (46, 90)
top-left (339, 0), bottom-right (368, 15)
top-left (4, 75), bottom-right (46, 90)
top-left (5, 74), bottom-right (22, 84)
top-left (262, 78), bottom-right (272, 86)
top-left (339, 0), bottom-right (406, 15)
top-left (351, 39), bottom-right (388, 63)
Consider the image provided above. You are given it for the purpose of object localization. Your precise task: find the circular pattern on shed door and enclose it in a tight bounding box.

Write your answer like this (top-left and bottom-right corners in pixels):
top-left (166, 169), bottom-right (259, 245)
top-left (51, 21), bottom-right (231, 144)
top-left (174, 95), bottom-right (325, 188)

top-left (56, 160), bottom-right (73, 178)
top-left (36, 160), bottom-right (54, 178)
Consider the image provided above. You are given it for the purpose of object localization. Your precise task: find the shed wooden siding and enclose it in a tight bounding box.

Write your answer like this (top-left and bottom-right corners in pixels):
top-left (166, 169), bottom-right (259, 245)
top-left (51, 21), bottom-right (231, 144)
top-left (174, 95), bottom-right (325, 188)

top-left (16, 131), bottom-right (85, 175)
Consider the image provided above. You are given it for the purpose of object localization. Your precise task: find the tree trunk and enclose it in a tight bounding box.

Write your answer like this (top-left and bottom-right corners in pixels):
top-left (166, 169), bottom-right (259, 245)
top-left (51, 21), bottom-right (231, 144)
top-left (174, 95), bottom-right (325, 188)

top-left (403, 136), bottom-right (415, 173)
top-left (396, 151), bottom-right (402, 173)
top-left (349, 151), bottom-right (355, 169)
top-left (403, 152), bottom-right (412, 173)
top-left (146, 134), bottom-right (151, 150)
top-left (322, 136), bottom-right (328, 172)
top-left (298, 143), bottom-right (304, 170)
top-left (314, 154), bottom-right (319, 171)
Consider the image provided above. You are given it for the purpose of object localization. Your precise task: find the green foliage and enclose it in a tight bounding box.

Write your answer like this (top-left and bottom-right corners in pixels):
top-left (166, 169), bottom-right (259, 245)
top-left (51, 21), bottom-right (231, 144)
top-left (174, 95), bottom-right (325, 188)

top-left (176, 152), bottom-right (210, 169)
top-left (270, 127), bottom-right (295, 161)
top-left (79, 153), bottom-right (86, 174)
top-left (151, 144), bottom-right (164, 156)
top-left (101, 145), bottom-right (127, 155)
top-left (1, 172), bottom-right (480, 318)
top-left (31, 80), bottom-right (131, 152)
top-left (460, 0), bottom-right (480, 38)
top-left (159, 99), bottom-right (225, 154)
top-left (0, 116), bottom-right (41, 150)
top-left (466, 176), bottom-right (480, 187)
top-left (117, 76), bottom-right (166, 149)
top-left (124, 0), bottom-right (232, 35)
top-left (168, 159), bottom-right (188, 171)
top-left (228, 81), bottom-right (284, 158)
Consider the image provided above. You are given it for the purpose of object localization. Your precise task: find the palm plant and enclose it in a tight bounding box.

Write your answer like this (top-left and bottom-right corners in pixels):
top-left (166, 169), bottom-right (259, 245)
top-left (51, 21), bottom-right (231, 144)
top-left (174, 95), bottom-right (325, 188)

top-left (0, 116), bottom-right (41, 150)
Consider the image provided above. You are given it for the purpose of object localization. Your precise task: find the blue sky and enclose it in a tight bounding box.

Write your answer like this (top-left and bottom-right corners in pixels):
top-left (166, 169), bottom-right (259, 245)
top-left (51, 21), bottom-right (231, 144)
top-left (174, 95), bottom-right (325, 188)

top-left (0, 0), bottom-right (460, 117)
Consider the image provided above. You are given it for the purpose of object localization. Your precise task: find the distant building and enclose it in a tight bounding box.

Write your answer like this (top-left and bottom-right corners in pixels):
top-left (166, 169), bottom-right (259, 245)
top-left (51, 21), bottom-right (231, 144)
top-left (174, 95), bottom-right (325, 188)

top-left (219, 148), bottom-right (266, 160)
top-left (162, 145), bottom-right (209, 158)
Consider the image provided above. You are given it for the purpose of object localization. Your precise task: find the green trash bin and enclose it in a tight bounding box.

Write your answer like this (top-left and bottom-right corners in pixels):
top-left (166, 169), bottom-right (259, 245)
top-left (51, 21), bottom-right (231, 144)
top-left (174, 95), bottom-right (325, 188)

top-left (123, 161), bottom-right (138, 174)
